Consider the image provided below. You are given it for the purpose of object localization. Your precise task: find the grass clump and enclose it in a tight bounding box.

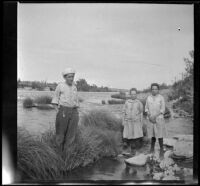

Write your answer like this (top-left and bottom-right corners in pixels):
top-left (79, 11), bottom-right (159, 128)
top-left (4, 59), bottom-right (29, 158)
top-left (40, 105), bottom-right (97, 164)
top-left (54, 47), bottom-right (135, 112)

top-left (23, 98), bottom-right (34, 108)
top-left (108, 99), bottom-right (125, 105)
top-left (17, 127), bottom-right (65, 181)
top-left (22, 95), bottom-right (53, 110)
top-left (111, 92), bottom-right (126, 100)
top-left (34, 95), bottom-right (52, 104)
top-left (81, 109), bottom-right (122, 131)
top-left (17, 109), bottom-right (123, 181)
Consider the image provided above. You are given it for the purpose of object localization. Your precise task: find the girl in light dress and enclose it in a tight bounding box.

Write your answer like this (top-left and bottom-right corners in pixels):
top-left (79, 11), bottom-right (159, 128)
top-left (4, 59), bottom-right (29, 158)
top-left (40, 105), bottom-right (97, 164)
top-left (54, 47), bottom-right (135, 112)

top-left (145, 83), bottom-right (167, 159)
top-left (122, 88), bottom-right (144, 156)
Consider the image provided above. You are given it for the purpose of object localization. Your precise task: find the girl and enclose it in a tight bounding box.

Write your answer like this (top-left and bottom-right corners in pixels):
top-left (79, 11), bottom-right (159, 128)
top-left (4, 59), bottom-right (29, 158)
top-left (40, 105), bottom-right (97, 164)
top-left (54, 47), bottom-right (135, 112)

top-left (122, 88), bottom-right (144, 156)
top-left (145, 83), bottom-right (167, 159)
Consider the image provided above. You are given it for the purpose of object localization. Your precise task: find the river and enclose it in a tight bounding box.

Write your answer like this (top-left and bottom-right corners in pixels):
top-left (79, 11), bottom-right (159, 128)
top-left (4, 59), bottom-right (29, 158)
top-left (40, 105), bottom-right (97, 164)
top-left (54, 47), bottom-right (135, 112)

top-left (17, 89), bottom-right (193, 182)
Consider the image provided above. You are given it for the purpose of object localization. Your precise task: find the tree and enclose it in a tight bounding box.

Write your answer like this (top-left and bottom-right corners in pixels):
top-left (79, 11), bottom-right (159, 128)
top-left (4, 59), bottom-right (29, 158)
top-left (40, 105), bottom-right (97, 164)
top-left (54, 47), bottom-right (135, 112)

top-left (76, 79), bottom-right (90, 91)
top-left (184, 50), bottom-right (193, 79)
top-left (170, 50), bottom-right (194, 114)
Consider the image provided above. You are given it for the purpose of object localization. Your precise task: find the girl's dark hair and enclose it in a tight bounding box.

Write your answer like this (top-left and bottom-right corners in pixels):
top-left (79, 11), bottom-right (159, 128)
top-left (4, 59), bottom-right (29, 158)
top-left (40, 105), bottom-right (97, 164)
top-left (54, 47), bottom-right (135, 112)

top-left (151, 83), bottom-right (160, 90)
top-left (130, 88), bottom-right (137, 94)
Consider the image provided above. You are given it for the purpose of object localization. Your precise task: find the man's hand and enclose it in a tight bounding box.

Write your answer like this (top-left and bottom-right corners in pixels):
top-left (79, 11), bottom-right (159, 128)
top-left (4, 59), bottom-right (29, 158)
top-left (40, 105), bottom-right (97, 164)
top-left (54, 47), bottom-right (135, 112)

top-left (53, 105), bottom-right (59, 113)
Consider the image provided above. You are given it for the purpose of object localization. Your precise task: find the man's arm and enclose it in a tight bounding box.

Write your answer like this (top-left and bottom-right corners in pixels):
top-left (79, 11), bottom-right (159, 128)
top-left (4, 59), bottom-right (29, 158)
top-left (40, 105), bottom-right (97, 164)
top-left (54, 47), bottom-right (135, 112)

top-left (74, 86), bottom-right (80, 108)
top-left (51, 84), bottom-right (60, 112)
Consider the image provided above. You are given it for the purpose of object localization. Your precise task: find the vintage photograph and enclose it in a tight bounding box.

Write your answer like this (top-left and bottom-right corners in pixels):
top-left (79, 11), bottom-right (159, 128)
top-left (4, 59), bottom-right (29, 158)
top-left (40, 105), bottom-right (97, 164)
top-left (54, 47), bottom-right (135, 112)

top-left (17, 3), bottom-right (194, 183)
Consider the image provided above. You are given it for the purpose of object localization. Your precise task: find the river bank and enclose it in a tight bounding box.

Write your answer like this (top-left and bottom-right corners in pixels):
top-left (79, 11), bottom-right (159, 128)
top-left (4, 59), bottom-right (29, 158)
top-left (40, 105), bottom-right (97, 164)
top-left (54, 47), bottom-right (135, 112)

top-left (62, 116), bottom-right (193, 181)
top-left (17, 89), bottom-right (194, 182)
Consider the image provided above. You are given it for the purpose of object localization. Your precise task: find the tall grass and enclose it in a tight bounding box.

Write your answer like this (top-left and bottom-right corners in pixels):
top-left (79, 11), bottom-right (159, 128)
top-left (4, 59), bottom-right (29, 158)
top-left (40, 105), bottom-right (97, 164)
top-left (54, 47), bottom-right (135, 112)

top-left (17, 127), bottom-right (65, 180)
top-left (17, 109), bottom-right (123, 181)
top-left (81, 109), bottom-right (122, 131)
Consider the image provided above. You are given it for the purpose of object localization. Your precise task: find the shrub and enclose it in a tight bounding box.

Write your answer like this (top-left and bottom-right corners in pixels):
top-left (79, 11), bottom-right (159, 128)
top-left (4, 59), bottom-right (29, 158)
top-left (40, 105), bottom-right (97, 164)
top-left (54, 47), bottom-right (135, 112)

top-left (168, 51), bottom-right (193, 115)
top-left (102, 100), bottom-right (106, 104)
top-left (81, 109), bottom-right (122, 131)
top-left (173, 100), bottom-right (193, 115)
top-left (17, 127), bottom-right (65, 180)
top-left (17, 109), bottom-right (123, 181)
top-left (111, 94), bottom-right (126, 100)
top-left (23, 98), bottom-right (34, 108)
top-left (34, 96), bottom-right (52, 104)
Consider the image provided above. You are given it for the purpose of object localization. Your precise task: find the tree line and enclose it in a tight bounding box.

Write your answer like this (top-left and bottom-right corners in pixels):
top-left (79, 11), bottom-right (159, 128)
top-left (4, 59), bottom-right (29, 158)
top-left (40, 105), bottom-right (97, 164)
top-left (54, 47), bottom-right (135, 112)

top-left (17, 79), bottom-right (112, 92)
top-left (138, 83), bottom-right (171, 94)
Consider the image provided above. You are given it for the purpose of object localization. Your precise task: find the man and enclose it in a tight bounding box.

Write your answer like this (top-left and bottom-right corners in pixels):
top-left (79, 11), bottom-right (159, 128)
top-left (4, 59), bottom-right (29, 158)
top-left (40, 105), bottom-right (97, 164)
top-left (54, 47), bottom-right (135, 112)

top-left (145, 83), bottom-right (167, 159)
top-left (51, 68), bottom-right (79, 151)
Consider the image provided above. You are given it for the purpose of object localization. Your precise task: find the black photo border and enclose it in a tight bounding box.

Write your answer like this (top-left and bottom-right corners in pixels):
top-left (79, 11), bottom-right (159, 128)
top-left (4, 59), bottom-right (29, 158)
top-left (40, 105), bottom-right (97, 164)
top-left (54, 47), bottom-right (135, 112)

top-left (2, 1), bottom-right (199, 184)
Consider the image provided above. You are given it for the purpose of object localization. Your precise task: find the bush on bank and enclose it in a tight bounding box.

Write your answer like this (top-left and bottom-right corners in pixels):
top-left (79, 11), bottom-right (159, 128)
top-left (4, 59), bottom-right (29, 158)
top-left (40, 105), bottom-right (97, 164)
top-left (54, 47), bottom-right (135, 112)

top-left (17, 109), bottom-right (123, 181)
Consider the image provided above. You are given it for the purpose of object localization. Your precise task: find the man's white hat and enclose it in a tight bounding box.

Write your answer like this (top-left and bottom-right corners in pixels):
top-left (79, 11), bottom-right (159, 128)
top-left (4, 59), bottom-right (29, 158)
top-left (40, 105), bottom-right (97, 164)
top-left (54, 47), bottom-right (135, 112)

top-left (62, 68), bottom-right (76, 76)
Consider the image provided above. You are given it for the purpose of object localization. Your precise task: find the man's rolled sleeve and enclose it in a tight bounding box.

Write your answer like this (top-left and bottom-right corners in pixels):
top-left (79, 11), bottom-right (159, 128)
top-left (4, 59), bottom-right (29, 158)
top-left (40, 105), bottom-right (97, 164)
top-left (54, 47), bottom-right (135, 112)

top-left (51, 84), bottom-right (60, 105)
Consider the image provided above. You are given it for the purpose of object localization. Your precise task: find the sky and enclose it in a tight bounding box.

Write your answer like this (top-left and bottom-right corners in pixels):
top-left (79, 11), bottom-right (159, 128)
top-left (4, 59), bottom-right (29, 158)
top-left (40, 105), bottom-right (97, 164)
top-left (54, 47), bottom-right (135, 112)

top-left (18, 3), bottom-right (193, 90)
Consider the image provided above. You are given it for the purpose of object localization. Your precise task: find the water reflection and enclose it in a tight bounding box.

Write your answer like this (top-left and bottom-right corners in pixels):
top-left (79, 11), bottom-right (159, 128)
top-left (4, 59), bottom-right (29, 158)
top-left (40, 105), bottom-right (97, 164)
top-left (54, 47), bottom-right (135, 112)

top-left (64, 157), bottom-right (148, 181)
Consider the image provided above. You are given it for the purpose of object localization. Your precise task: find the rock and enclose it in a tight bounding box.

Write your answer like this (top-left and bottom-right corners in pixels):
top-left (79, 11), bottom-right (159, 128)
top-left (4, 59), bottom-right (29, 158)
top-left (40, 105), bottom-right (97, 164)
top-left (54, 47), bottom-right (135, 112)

top-left (173, 134), bottom-right (193, 142)
top-left (163, 138), bottom-right (177, 147)
top-left (124, 154), bottom-right (148, 166)
top-left (173, 141), bottom-right (193, 158)
top-left (164, 150), bottom-right (173, 159)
